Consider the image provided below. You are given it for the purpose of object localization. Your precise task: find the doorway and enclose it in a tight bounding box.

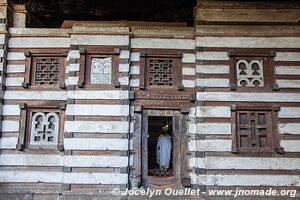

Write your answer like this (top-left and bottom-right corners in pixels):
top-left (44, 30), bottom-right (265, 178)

top-left (147, 116), bottom-right (173, 177)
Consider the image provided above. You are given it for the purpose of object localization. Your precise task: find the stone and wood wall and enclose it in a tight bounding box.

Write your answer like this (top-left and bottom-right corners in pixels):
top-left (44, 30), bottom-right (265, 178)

top-left (0, 0), bottom-right (299, 199)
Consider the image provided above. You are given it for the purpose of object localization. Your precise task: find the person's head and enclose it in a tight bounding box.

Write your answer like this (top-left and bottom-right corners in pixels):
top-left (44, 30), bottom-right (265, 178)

top-left (162, 124), bottom-right (170, 134)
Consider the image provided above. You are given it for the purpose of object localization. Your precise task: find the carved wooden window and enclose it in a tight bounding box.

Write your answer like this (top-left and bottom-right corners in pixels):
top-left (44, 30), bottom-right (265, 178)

top-left (229, 51), bottom-right (276, 90)
top-left (84, 54), bottom-right (118, 88)
top-left (236, 59), bottom-right (264, 87)
top-left (29, 56), bottom-right (65, 87)
top-left (232, 107), bottom-right (281, 153)
top-left (16, 105), bottom-right (65, 151)
top-left (142, 55), bottom-right (182, 90)
top-left (30, 111), bottom-right (59, 146)
top-left (148, 59), bottom-right (174, 86)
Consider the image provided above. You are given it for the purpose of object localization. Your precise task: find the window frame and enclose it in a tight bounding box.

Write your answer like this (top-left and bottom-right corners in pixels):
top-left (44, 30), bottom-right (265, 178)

top-left (231, 106), bottom-right (282, 154)
top-left (16, 103), bottom-right (66, 151)
top-left (140, 53), bottom-right (183, 91)
top-left (84, 54), bottom-right (119, 89)
top-left (229, 50), bottom-right (276, 92)
top-left (23, 51), bottom-right (67, 89)
top-left (76, 47), bottom-right (121, 89)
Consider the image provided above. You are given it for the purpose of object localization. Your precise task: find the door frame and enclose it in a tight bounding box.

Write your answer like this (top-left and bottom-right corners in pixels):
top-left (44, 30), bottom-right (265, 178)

top-left (133, 108), bottom-right (189, 188)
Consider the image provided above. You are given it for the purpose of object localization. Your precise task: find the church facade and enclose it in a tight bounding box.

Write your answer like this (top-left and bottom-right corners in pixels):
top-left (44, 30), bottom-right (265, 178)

top-left (0, 0), bottom-right (300, 199)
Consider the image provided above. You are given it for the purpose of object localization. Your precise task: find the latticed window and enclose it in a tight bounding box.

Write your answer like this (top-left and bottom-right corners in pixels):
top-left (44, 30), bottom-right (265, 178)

top-left (148, 59), bottom-right (174, 86)
top-left (235, 110), bottom-right (273, 151)
top-left (236, 59), bottom-right (264, 87)
top-left (34, 57), bottom-right (60, 85)
top-left (30, 111), bottom-right (59, 146)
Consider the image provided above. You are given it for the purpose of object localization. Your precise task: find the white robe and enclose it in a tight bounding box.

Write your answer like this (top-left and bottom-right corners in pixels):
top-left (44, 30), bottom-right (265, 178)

top-left (156, 134), bottom-right (172, 169)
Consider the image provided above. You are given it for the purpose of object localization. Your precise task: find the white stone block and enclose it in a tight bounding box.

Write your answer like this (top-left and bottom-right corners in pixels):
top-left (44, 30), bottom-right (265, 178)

top-left (119, 63), bottom-right (130, 72)
top-left (274, 52), bottom-right (300, 61)
top-left (277, 80), bottom-right (300, 88)
top-left (131, 38), bottom-right (195, 49)
top-left (9, 37), bottom-right (70, 48)
top-left (7, 52), bottom-right (25, 61)
top-left (196, 37), bottom-right (300, 48)
top-left (196, 123), bottom-right (231, 134)
top-left (196, 78), bottom-right (229, 87)
top-left (280, 140), bottom-right (300, 152)
top-left (5, 77), bottom-right (24, 87)
top-left (197, 92), bottom-right (300, 102)
top-left (188, 140), bottom-right (231, 151)
top-left (4, 91), bottom-right (67, 100)
top-left (182, 80), bottom-right (195, 88)
top-left (279, 123), bottom-right (300, 135)
top-left (64, 172), bottom-right (128, 184)
top-left (275, 66), bottom-right (300, 75)
top-left (0, 137), bottom-right (18, 149)
top-left (67, 64), bottom-right (80, 72)
top-left (119, 50), bottom-right (130, 59)
top-left (130, 79), bottom-right (140, 87)
top-left (71, 35), bottom-right (129, 46)
top-left (67, 90), bottom-right (128, 99)
top-left (130, 52), bottom-right (140, 61)
top-left (130, 66), bottom-right (140, 75)
top-left (67, 50), bottom-right (80, 61)
top-left (2, 120), bottom-right (19, 132)
top-left (65, 121), bottom-right (129, 133)
top-left (6, 65), bottom-right (26, 73)
top-left (66, 105), bottom-right (129, 116)
top-left (119, 77), bottom-right (129, 85)
top-left (3, 105), bottom-right (20, 116)
top-left (279, 107), bottom-right (300, 118)
top-left (197, 174), bottom-right (300, 186)
top-left (64, 138), bottom-right (128, 150)
top-left (67, 77), bottom-right (79, 85)
top-left (182, 53), bottom-right (196, 63)
top-left (196, 52), bottom-right (229, 60)
top-left (182, 67), bottom-right (196, 75)
top-left (196, 106), bottom-right (231, 118)
top-left (196, 65), bottom-right (230, 74)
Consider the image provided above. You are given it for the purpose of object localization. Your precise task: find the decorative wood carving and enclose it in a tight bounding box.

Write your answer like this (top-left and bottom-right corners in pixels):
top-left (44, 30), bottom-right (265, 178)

top-left (148, 59), bottom-right (173, 86)
top-left (90, 57), bottom-right (112, 84)
top-left (30, 112), bottom-right (59, 146)
top-left (35, 58), bottom-right (60, 85)
top-left (236, 59), bottom-right (264, 87)
top-left (135, 92), bottom-right (190, 100)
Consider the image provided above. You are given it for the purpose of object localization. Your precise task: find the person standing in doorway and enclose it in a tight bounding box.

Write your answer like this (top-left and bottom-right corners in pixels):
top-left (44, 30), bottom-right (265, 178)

top-left (156, 124), bottom-right (172, 171)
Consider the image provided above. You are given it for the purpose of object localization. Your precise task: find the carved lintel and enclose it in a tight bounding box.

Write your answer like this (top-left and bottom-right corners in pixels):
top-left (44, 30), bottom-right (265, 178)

top-left (135, 92), bottom-right (190, 100)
